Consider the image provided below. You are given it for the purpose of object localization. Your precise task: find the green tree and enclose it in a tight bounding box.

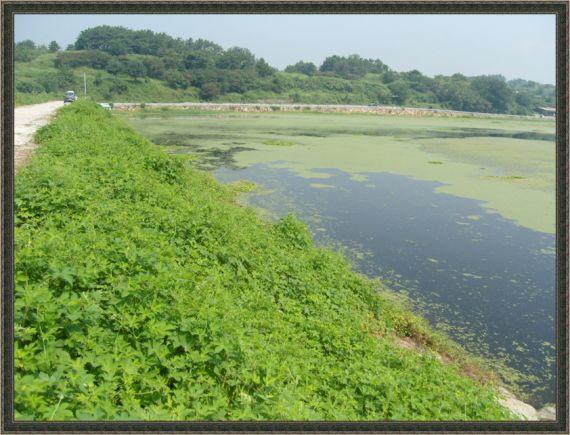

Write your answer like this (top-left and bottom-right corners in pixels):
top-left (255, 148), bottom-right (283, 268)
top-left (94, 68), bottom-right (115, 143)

top-left (435, 78), bottom-right (486, 112)
top-left (93, 72), bottom-right (103, 87)
top-left (285, 61), bottom-right (317, 76)
top-left (16, 80), bottom-right (44, 94)
top-left (216, 47), bottom-right (256, 70)
top-left (54, 50), bottom-right (112, 69)
top-left (200, 82), bottom-right (221, 100)
top-left (184, 51), bottom-right (211, 70)
top-left (164, 70), bottom-right (192, 89)
top-left (142, 57), bottom-right (166, 79)
top-left (320, 54), bottom-right (387, 79)
top-left (471, 75), bottom-right (513, 113)
top-left (403, 69), bottom-right (431, 93)
top-left (109, 78), bottom-right (128, 94)
top-left (387, 80), bottom-right (411, 105)
top-left (48, 41), bottom-right (61, 52)
top-left (105, 58), bottom-right (123, 77)
top-left (219, 69), bottom-right (256, 94)
top-left (382, 70), bottom-right (398, 84)
top-left (255, 58), bottom-right (276, 77)
top-left (162, 49), bottom-right (183, 70)
top-left (123, 60), bottom-right (146, 80)
top-left (15, 40), bottom-right (38, 62)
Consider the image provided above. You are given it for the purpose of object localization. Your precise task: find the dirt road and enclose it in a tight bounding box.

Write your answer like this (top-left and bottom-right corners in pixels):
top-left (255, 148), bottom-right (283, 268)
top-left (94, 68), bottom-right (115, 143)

top-left (14, 101), bottom-right (63, 170)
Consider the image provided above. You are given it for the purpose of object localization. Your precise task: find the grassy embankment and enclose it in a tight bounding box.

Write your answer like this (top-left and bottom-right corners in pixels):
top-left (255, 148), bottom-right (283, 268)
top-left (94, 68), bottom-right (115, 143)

top-left (15, 101), bottom-right (515, 420)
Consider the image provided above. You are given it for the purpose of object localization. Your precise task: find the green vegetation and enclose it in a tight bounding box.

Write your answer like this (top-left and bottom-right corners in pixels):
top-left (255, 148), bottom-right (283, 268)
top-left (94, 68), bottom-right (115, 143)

top-left (262, 140), bottom-right (296, 147)
top-left (15, 51), bottom-right (200, 107)
top-left (15, 27), bottom-right (555, 115)
top-left (15, 102), bottom-right (514, 420)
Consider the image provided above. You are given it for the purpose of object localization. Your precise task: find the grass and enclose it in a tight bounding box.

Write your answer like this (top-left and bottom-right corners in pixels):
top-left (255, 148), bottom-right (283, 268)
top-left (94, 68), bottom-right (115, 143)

top-left (15, 92), bottom-right (61, 106)
top-left (14, 101), bottom-right (515, 421)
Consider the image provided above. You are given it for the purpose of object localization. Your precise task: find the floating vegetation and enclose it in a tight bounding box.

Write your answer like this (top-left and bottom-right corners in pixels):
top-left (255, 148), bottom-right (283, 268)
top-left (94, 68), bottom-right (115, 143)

top-left (350, 173), bottom-right (368, 182)
top-left (428, 160), bottom-right (444, 165)
top-left (262, 140), bottom-right (296, 146)
top-left (539, 247), bottom-right (556, 256)
top-left (462, 272), bottom-right (483, 279)
top-left (484, 175), bottom-right (526, 181)
top-left (226, 180), bottom-right (257, 193)
top-left (309, 183), bottom-right (335, 189)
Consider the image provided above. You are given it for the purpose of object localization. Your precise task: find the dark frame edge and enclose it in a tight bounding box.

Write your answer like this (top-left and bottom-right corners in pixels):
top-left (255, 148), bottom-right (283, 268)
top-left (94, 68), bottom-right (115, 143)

top-left (1, 1), bottom-right (568, 433)
top-left (555, 3), bottom-right (570, 435)
top-left (0, 0), bottom-right (569, 14)
top-left (1, 2), bottom-right (16, 435)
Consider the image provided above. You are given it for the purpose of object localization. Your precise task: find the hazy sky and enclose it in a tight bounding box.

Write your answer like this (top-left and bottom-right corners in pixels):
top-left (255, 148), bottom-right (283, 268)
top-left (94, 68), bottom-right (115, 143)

top-left (15, 14), bottom-right (555, 84)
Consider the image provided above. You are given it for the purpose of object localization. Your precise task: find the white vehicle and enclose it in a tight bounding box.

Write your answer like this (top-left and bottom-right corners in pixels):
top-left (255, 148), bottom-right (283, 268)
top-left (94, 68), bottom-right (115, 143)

top-left (64, 90), bottom-right (76, 103)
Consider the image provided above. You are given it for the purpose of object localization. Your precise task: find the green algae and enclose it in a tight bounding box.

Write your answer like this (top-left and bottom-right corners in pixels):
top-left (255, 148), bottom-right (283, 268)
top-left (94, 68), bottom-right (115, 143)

top-left (262, 140), bottom-right (297, 146)
top-left (226, 180), bottom-right (257, 193)
top-left (462, 272), bottom-right (483, 279)
top-left (350, 173), bottom-right (369, 182)
top-left (310, 183), bottom-right (335, 189)
top-left (121, 110), bottom-right (555, 234)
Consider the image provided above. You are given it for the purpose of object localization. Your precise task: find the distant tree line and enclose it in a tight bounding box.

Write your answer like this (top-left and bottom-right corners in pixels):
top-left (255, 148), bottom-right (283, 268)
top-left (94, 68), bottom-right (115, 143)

top-left (15, 27), bottom-right (555, 114)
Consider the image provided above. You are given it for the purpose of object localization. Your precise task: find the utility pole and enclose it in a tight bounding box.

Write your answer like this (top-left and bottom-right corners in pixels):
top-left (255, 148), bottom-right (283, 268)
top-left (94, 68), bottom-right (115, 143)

top-left (83, 72), bottom-right (87, 97)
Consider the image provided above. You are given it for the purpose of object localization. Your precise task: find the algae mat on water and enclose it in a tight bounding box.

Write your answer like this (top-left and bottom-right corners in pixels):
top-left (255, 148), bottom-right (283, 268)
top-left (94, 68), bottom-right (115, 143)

top-left (123, 110), bottom-right (555, 234)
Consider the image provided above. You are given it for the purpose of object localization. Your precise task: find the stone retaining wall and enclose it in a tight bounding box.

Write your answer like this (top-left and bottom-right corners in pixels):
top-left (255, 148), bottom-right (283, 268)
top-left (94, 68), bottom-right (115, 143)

top-left (112, 102), bottom-right (550, 120)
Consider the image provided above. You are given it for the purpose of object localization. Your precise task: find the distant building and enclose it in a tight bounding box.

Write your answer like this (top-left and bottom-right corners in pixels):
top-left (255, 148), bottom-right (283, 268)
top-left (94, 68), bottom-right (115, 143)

top-left (535, 107), bottom-right (556, 117)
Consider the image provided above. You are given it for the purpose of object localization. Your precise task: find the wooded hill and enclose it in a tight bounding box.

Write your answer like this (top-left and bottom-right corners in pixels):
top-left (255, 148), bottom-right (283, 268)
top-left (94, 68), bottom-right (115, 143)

top-left (15, 25), bottom-right (555, 115)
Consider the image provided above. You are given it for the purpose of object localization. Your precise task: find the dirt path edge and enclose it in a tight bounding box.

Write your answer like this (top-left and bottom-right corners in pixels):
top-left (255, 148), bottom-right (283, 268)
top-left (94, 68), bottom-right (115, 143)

top-left (14, 101), bottom-right (64, 171)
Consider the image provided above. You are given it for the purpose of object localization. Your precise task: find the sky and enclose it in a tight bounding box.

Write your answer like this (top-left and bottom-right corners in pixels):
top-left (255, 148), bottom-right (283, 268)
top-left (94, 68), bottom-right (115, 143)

top-left (15, 14), bottom-right (556, 84)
